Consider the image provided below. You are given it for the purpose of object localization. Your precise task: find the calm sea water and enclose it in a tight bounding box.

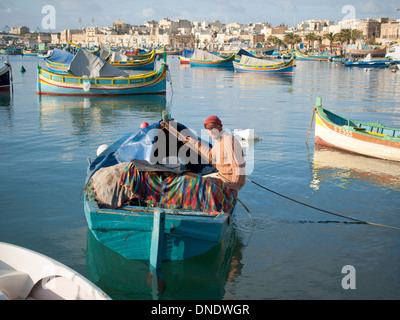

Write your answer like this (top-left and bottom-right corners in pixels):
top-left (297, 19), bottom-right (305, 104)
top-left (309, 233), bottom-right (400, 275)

top-left (1, 54), bottom-right (400, 300)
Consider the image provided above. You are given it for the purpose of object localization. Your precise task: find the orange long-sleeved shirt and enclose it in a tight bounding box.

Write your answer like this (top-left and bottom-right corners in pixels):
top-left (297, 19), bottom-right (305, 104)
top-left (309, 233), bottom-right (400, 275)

top-left (191, 131), bottom-right (246, 193)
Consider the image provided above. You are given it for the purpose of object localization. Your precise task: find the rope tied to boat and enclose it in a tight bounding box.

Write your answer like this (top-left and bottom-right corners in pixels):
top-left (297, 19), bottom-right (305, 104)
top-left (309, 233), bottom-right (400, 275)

top-left (305, 105), bottom-right (318, 143)
top-left (246, 177), bottom-right (400, 231)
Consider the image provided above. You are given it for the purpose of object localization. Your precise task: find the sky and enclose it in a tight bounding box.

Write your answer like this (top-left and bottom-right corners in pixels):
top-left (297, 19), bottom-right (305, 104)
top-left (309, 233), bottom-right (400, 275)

top-left (0, 0), bottom-right (399, 32)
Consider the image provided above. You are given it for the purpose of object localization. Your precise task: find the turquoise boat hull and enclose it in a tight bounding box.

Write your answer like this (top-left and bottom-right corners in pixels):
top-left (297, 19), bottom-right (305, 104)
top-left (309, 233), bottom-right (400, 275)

top-left (84, 196), bottom-right (234, 261)
top-left (36, 64), bottom-right (167, 96)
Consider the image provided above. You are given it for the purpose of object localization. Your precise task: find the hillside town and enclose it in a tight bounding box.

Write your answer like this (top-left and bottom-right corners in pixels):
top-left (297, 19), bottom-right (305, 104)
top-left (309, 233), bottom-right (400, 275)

top-left (1, 16), bottom-right (400, 51)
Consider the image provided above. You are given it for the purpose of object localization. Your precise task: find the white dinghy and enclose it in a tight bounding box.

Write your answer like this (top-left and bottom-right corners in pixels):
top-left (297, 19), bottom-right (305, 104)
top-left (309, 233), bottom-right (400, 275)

top-left (0, 242), bottom-right (110, 300)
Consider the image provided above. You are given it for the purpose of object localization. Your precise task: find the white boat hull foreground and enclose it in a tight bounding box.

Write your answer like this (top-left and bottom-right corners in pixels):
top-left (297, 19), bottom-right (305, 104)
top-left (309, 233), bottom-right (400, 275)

top-left (0, 242), bottom-right (110, 300)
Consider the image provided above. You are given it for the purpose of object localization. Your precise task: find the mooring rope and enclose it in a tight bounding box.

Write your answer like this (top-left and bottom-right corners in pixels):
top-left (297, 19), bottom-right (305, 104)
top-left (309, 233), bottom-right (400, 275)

top-left (246, 177), bottom-right (400, 230)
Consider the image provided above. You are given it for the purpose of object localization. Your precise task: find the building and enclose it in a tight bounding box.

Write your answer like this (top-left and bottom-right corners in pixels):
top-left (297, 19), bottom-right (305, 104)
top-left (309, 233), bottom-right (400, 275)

top-left (10, 26), bottom-right (30, 34)
top-left (380, 20), bottom-right (400, 41)
top-left (353, 18), bottom-right (381, 39)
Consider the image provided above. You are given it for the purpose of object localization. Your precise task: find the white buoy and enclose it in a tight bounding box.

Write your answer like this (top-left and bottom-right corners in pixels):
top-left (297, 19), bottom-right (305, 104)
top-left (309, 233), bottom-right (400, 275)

top-left (233, 129), bottom-right (261, 140)
top-left (96, 144), bottom-right (109, 156)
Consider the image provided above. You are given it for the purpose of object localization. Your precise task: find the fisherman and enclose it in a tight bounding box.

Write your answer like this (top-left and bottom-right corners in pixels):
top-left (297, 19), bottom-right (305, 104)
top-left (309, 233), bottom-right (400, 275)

top-left (185, 115), bottom-right (246, 196)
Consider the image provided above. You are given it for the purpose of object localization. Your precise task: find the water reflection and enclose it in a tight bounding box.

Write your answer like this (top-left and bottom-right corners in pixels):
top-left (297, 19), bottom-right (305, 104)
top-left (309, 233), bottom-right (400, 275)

top-left (86, 225), bottom-right (245, 300)
top-left (311, 144), bottom-right (400, 191)
top-left (37, 95), bottom-right (167, 136)
top-left (0, 91), bottom-right (13, 128)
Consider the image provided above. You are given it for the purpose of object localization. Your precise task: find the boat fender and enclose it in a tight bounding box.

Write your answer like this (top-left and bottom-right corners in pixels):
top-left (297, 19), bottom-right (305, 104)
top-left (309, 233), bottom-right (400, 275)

top-left (96, 144), bottom-right (109, 156)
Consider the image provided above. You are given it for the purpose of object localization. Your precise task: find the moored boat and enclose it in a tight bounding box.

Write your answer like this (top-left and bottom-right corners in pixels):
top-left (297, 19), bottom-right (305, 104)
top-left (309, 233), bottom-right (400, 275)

top-left (343, 53), bottom-right (394, 68)
top-left (0, 47), bottom-right (21, 55)
top-left (83, 112), bottom-right (237, 265)
top-left (37, 49), bottom-right (168, 96)
top-left (346, 43), bottom-right (386, 58)
top-left (22, 48), bottom-right (38, 56)
top-left (179, 49), bottom-right (194, 64)
top-left (44, 48), bottom-right (74, 74)
top-left (233, 53), bottom-right (295, 74)
top-left (190, 49), bottom-right (235, 67)
top-left (108, 50), bottom-right (155, 70)
top-left (125, 48), bottom-right (152, 59)
top-left (313, 97), bottom-right (400, 161)
top-left (0, 60), bottom-right (11, 91)
top-left (295, 50), bottom-right (329, 61)
top-left (0, 242), bottom-right (110, 300)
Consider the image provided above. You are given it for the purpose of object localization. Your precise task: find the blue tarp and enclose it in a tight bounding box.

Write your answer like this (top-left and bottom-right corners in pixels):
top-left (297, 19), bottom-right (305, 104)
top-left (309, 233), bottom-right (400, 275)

top-left (85, 120), bottom-right (216, 184)
top-left (236, 49), bottom-right (256, 58)
top-left (45, 48), bottom-right (74, 64)
top-left (182, 49), bottom-right (194, 58)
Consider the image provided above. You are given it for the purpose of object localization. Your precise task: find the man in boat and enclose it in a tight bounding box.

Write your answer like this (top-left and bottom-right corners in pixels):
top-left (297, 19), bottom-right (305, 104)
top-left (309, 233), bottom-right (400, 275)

top-left (185, 115), bottom-right (246, 196)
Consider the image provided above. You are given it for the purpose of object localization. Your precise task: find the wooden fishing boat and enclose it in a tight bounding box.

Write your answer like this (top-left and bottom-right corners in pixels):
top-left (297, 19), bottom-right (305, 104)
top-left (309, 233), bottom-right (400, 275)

top-left (346, 44), bottom-right (386, 58)
top-left (179, 49), bottom-right (194, 64)
top-left (295, 50), bottom-right (329, 61)
top-left (233, 54), bottom-right (295, 74)
top-left (166, 49), bottom-right (184, 55)
top-left (313, 97), bottom-right (400, 161)
top-left (0, 47), bottom-right (21, 55)
top-left (343, 54), bottom-right (394, 68)
top-left (37, 49), bottom-right (168, 96)
top-left (109, 50), bottom-right (155, 70)
top-left (343, 59), bottom-right (393, 68)
top-left (37, 64), bottom-right (167, 96)
top-left (44, 48), bottom-right (74, 74)
top-left (190, 49), bottom-right (235, 67)
top-left (0, 61), bottom-right (11, 91)
top-left (125, 49), bottom-right (153, 59)
top-left (0, 242), bottom-right (110, 300)
top-left (83, 112), bottom-right (237, 266)
top-left (22, 49), bottom-right (38, 56)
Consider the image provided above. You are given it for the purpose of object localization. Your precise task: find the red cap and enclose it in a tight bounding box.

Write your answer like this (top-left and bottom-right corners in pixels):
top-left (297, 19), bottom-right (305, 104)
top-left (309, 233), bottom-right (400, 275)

top-left (204, 115), bottom-right (222, 128)
top-left (140, 122), bottom-right (149, 128)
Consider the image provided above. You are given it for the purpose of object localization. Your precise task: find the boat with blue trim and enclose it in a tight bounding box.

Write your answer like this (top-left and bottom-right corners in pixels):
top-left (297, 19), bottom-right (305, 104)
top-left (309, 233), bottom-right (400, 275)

top-left (37, 49), bottom-right (168, 96)
top-left (83, 111), bottom-right (237, 264)
top-left (190, 49), bottom-right (235, 68)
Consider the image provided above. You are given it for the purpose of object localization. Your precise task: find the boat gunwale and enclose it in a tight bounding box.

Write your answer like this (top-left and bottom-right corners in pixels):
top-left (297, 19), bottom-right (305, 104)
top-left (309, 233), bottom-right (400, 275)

top-left (316, 106), bottom-right (400, 144)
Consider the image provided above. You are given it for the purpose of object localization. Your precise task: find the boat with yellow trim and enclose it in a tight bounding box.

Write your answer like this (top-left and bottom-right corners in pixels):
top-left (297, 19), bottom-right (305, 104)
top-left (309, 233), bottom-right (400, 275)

top-left (313, 97), bottom-right (400, 161)
top-left (37, 49), bottom-right (168, 96)
top-left (108, 50), bottom-right (156, 70)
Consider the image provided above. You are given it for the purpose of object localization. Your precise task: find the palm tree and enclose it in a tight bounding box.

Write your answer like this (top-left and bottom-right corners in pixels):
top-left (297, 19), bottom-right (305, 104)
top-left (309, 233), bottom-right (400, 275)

top-left (350, 29), bottom-right (364, 43)
top-left (323, 32), bottom-right (335, 52)
top-left (284, 33), bottom-right (302, 50)
top-left (267, 35), bottom-right (283, 50)
top-left (305, 32), bottom-right (316, 51)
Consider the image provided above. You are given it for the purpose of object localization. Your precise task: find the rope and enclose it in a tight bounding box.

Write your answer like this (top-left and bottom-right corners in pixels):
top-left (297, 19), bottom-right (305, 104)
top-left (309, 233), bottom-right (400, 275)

top-left (305, 106), bottom-right (317, 143)
top-left (246, 177), bottom-right (400, 231)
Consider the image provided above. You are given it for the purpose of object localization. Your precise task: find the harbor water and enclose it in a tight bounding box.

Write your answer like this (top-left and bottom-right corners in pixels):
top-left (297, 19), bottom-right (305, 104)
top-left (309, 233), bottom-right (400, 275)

top-left (0, 54), bottom-right (400, 300)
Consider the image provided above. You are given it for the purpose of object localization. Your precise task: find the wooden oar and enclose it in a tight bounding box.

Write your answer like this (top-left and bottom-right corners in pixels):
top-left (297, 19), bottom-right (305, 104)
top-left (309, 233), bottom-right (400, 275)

top-left (161, 118), bottom-right (254, 223)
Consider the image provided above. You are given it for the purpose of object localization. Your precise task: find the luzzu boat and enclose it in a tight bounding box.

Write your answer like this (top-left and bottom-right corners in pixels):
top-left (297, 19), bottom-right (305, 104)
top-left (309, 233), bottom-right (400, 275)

top-left (190, 49), bottom-right (235, 67)
top-left (83, 112), bottom-right (237, 266)
top-left (233, 52), bottom-right (295, 74)
top-left (44, 48), bottom-right (74, 74)
top-left (295, 50), bottom-right (329, 61)
top-left (108, 50), bottom-right (156, 70)
top-left (0, 60), bottom-right (11, 91)
top-left (313, 97), bottom-right (400, 161)
top-left (22, 49), bottom-right (38, 56)
top-left (37, 49), bottom-right (168, 96)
